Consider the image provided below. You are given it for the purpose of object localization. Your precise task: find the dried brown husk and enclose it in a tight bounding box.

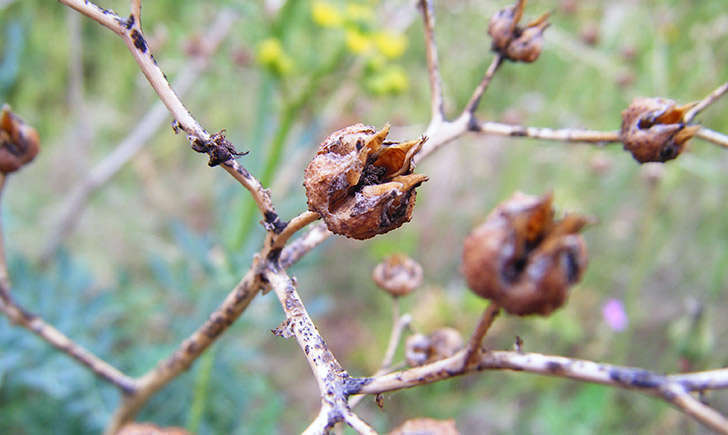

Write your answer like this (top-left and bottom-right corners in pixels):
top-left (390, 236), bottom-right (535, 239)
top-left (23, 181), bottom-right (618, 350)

top-left (304, 124), bottom-right (428, 240)
top-left (462, 192), bottom-right (589, 316)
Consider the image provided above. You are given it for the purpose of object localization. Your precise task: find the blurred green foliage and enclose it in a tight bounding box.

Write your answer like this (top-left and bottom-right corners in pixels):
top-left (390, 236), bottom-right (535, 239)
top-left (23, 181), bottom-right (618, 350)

top-left (1, 0), bottom-right (728, 433)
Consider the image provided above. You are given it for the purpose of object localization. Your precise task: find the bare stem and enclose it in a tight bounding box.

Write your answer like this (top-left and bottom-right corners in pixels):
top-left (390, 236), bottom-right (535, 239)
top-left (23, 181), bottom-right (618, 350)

top-left (349, 299), bottom-right (411, 409)
top-left (474, 121), bottom-right (622, 143)
top-left (463, 303), bottom-right (500, 368)
top-left (685, 81), bottom-right (728, 123)
top-left (41, 9), bottom-right (237, 262)
top-left (352, 349), bottom-right (728, 432)
top-left (464, 55), bottom-right (504, 115)
top-left (272, 211), bottom-right (321, 250)
top-left (0, 174), bottom-right (8, 287)
top-left (280, 223), bottom-right (331, 269)
top-left (696, 127), bottom-right (728, 149)
top-left (58, 0), bottom-right (274, 219)
top-left (418, 0), bottom-right (445, 123)
top-left (0, 282), bottom-right (136, 393)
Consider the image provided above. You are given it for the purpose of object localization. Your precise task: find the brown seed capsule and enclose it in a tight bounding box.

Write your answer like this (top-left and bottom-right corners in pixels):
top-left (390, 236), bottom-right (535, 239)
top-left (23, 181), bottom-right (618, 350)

top-left (0, 105), bottom-right (40, 174)
top-left (405, 333), bottom-right (431, 367)
top-left (372, 254), bottom-right (423, 297)
top-left (428, 327), bottom-right (464, 361)
top-left (488, 0), bottom-right (550, 63)
top-left (390, 418), bottom-right (460, 435)
top-left (462, 192), bottom-right (589, 316)
top-left (405, 328), bottom-right (464, 366)
top-left (304, 123), bottom-right (428, 240)
top-left (620, 97), bottom-right (700, 163)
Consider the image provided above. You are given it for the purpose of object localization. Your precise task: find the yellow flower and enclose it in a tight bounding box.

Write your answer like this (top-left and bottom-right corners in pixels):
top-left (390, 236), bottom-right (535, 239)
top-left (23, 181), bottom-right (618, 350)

top-left (367, 65), bottom-right (409, 95)
top-left (345, 3), bottom-right (374, 23)
top-left (312, 2), bottom-right (343, 28)
top-left (257, 38), bottom-right (293, 75)
top-left (373, 31), bottom-right (407, 59)
top-left (346, 29), bottom-right (371, 54)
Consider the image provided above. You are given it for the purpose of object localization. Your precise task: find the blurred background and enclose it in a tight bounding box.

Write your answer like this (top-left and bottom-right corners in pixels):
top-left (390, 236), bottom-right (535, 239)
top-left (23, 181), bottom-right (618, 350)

top-left (1, 0), bottom-right (727, 433)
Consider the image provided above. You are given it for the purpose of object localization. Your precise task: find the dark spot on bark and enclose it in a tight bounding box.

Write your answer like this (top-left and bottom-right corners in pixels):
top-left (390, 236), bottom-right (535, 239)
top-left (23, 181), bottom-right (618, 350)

top-left (190, 130), bottom-right (247, 167)
top-left (185, 341), bottom-right (199, 355)
top-left (131, 29), bottom-right (147, 53)
top-left (259, 273), bottom-right (269, 284)
top-left (305, 345), bottom-right (310, 355)
top-left (510, 128), bottom-right (527, 137)
top-left (125, 14), bottom-right (135, 29)
top-left (546, 361), bottom-right (564, 373)
top-left (267, 247), bottom-right (282, 264)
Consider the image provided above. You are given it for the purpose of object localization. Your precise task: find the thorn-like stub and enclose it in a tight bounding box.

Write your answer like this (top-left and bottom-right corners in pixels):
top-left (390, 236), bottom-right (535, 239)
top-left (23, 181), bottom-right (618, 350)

top-left (462, 192), bottom-right (589, 316)
top-left (620, 97), bottom-right (700, 163)
top-left (303, 124), bottom-right (428, 240)
top-left (189, 130), bottom-right (248, 167)
top-left (0, 105), bottom-right (40, 174)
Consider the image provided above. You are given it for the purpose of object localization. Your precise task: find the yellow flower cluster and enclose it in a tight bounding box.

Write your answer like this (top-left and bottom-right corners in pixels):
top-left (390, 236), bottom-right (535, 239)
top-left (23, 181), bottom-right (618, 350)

top-left (257, 38), bottom-right (294, 76)
top-left (311, 1), bottom-right (410, 95)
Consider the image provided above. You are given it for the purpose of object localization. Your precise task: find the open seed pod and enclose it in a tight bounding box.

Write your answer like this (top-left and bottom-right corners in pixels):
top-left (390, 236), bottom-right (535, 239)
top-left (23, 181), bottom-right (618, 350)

top-left (0, 105), bottom-right (40, 174)
top-left (304, 123), bottom-right (428, 240)
top-left (372, 254), bottom-right (423, 297)
top-left (462, 192), bottom-right (589, 316)
top-left (488, 0), bottom-right (550, 63)
top-left (405, 328), bottom-right (464, 366)
top-left (620, 97), bottom-right (700, 163)
top-left (390, 418), bottom-right (460, 435)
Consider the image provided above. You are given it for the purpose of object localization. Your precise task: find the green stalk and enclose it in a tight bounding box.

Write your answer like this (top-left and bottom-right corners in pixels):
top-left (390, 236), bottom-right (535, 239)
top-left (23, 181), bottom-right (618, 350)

top-left (186, 349), bottom-right (216, 433)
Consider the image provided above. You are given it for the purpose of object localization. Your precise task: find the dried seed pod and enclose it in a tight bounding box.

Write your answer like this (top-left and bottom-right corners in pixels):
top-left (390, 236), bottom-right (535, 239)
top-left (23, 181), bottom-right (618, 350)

top-left (405, 328), bottom-right (464, 366)
top-left (405, 333), bottom-right (431, 367)
top-left (428, 327), bottom-right (464, 361)
top-left (390, 418), bottom-right (460, 435)
top-left (304, 123), bottom-right (428, 240)
top-left (462, 192), bottom-right (589, 316)
top-left (372, 253), bottom-right (423, 297)
top-left (620, 97), bottom-right (700, 163)
top-left (488, 0), bottom-right (550, 63)
top-left (0, 105), bottom-right (40, 174)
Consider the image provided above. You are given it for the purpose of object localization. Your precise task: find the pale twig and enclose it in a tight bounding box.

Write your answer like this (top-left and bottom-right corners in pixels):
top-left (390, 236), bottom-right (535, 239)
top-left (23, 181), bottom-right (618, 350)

top-left (695, 127), bottom-right (728, 149)
top-left (41, 10), bottom-right (237, 262)
top-left (418, 0), bottom-right (445, 123)
top-left (58, 0), bottom-right (274, 219)
top-left (463, 303), bottom-right (500, 368)
top-left (349, 300), bottom-right (411, 409)
top-left (473, 121), bottom-right (621, 144)
top-left (129, 0), bottom-right (141, 23)
top-left (350, 349), bottom-right (728, 433)
top-left (464, 55), bottom-right (504, 115)
top-left (0, 282), bottom-right (136, 392)
top-left (685, 82), bottom-right (728, 123)
top-left (0, 174), bottom-right (8, 287)
top-left (266, 270), bottom-right (371, 433)
top-left (668, 368), bottom-right (728, 392)
top-left (280, 223), bottom-right (331, 269)
top-left (664, 384), bottom-right (728, 434)
top-left (272, 211), bottom-right (320, 250)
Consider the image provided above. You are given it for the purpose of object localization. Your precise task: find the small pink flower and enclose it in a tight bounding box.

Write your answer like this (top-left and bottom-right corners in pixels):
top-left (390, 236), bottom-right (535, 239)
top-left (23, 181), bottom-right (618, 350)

top-left (602, 298), bottom-right (628, 332)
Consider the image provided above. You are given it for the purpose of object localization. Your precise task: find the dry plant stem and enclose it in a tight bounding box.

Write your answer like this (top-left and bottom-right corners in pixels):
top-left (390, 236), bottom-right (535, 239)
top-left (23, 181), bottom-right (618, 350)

top-left (685, 81), bottom-right (728, 123)
top-left (696, 127), bottom-right (728, 149)
top-left (0, 174), bottom-right (8, 286)
top-left (58, 0), bottom-right (275, 219)
top-left (349, 299), bottom-right (411, 409)
top-left (668, 368), bottom-right (728, 391)
top-left (352, 349), bottom-right (728, 433)
top-left (463, 303), bottom-right (500, 367)
top-left (0, 283), bottom-right (136, 393)
top-left (266, 270), bottom-right (373, 434)
top-left (464, 55), bottom-right (504, 115)
top-left (280, 222), bottom-right (332, 269)
top-left (41, 10), bottom-right (237, 262)
top-left (418, 0), bottom-right (445, 123)
top-left (272, 210), bottom-right (321, 250)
